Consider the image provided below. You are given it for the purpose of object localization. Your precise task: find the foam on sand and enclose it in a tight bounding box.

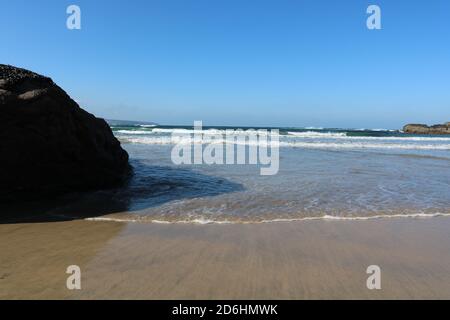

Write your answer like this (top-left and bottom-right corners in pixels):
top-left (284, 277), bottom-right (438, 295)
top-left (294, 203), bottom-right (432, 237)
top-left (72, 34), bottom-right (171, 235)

top-left (85, 212), bottom-right (450, 225)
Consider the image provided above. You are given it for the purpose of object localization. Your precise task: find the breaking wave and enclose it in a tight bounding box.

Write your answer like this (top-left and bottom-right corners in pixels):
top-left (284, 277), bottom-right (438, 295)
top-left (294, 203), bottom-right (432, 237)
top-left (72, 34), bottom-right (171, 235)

top-left (117, 135), bottom-right (450, 150)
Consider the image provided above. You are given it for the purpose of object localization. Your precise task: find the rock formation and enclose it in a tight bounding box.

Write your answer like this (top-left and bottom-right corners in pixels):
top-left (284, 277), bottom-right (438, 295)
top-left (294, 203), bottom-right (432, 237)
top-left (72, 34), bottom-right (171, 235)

top-left (403, 123), bottom-right (450, 135)
top-left (0, 64), bottom-right (130, 201)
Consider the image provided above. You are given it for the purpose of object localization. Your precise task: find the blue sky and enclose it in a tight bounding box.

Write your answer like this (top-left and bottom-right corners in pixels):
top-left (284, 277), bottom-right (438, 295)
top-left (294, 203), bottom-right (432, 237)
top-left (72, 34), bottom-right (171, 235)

top-left (1, 0), bottom-right (449, 128)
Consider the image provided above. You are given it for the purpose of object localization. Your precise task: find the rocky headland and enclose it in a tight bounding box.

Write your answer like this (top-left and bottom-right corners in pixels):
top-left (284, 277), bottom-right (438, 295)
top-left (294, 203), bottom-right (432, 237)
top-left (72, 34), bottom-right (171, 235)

top-left (403, 122), bottom-right (450, 135)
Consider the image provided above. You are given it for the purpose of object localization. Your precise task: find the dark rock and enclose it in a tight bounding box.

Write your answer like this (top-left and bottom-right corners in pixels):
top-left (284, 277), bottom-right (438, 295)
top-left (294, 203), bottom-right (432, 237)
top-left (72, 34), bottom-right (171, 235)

top-left (0, 64), bottom-right (130, 202)
top-left (403, 122), bottom-right (450, 135)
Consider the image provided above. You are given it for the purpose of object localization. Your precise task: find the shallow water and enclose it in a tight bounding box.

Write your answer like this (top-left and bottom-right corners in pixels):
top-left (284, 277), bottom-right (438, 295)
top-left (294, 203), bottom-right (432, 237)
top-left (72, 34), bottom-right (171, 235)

top-left (78, 124), bottom-right (450, 224)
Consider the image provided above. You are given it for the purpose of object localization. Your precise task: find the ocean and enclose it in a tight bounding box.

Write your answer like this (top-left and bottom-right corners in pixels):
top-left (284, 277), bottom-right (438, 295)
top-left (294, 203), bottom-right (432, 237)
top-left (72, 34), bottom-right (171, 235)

top-left (79, 122), bottom-right (450, 224)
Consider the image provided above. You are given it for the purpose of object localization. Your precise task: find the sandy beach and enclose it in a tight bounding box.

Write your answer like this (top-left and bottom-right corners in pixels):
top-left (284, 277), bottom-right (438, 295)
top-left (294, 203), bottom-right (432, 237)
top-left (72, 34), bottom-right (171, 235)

top-left (1, 217), bottom-right (450, 299)
top-left (2, 0), bottom-right (450, 304)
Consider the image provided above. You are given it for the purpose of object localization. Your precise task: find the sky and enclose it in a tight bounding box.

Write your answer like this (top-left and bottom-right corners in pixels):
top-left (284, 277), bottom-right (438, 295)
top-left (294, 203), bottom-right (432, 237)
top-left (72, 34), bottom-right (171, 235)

top-left (1, 0), bottom-right (449, 129)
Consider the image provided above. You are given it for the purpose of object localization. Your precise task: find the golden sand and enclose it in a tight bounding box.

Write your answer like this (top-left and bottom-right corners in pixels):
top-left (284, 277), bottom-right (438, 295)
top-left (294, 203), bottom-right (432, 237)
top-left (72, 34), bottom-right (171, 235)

top-left (1, 217), bottom-right (450, 299)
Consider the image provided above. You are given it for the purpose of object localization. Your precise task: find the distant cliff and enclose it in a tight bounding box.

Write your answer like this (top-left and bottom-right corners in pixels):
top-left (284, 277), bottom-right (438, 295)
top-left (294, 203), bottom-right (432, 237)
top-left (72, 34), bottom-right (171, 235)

top-left (403, 122), bottom-right (450, 135)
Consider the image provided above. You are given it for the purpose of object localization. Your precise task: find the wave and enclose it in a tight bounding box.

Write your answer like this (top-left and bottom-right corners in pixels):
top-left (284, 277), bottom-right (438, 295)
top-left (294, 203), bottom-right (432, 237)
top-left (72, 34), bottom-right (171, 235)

top-left (282, 142), bottom-right (450, 150)
top-left (287, 131), bottom-right (347, 138)
top-left (303, 126), bottom-right (324, 130)
top-left (86, 212), bottom-right (450, 225)
top-left (351, 128), bottom-right (397, 132)
top-left (273, 131), bottom-right (450, 142)
top-left (117, 136), bottom-right (450, 150)
top-left (150, 128), bottom-right (225, 135)
top-left (149, 128), bottom-right (274, 135)
top-left (286, 131), bottom-right (450, 141)
top-left (116, 130), bottom-right (154, 134)
top-left (372, 129), bottom-right (398, 132)
top-left (115, 128), bottom-right (450, 142)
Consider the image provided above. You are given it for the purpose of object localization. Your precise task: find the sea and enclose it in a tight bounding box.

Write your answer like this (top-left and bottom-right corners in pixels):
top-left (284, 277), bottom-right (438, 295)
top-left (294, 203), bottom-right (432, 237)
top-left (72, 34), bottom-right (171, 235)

top-left (80, 121), bottom-right (450, 224)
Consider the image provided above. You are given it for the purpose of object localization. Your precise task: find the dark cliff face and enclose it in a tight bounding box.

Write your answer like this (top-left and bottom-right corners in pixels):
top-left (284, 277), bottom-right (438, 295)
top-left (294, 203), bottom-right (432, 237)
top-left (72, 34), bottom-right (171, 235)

top-left (0, 65), bottom-right (130, 202)
top-left (403, 123), bottom-right (450, 135)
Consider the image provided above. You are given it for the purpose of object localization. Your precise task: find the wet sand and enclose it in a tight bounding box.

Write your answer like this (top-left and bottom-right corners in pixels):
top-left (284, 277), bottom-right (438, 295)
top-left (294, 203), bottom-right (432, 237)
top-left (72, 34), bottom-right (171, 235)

top-left (1, 217), bottom-right (450, 299)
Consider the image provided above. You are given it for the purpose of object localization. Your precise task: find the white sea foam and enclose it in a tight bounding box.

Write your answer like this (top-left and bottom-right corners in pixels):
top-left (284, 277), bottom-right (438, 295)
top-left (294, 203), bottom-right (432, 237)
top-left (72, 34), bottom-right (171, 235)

top-left (150, 128), bottom-right (232, 135)
top-left (85, 212), bottom-right (450, 225)
top-left (303, 126), bottom-right (324, 130)
top-left (117, 135), bottom-right (450, 150)
top-left (286, 131), bottom-right (450, 141)
top-left (148, 128), bottom-right (273, 135)
top-left (116, 130), bottom-right (153, 134)
top-left (150, 128), bottom-right (194, 134)
top-left (282, 141), bottom-right (450, 150)
top-left (115, 128), bottom-right (450, 142)
top-left (287, 131), bottom-right (347, 138)
top-left (85, 216), bottom-right (235, 224)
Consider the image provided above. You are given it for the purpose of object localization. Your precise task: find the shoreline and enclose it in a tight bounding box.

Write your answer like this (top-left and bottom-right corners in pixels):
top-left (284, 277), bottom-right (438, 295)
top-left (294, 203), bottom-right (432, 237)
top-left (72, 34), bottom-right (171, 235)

top-left (1, 217), bottom-right (450, 299)
top-left (84, 212), bottom-right (450, 225)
